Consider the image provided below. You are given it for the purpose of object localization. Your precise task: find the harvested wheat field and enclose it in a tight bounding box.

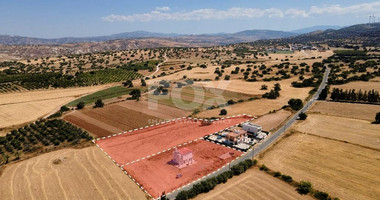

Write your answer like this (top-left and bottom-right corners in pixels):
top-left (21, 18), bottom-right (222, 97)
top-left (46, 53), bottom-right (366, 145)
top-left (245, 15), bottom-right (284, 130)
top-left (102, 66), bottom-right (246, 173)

top-left (253, 110), bottom-right (291, 132)
top-left (195, 78), bottom-right (311, 118)
top-left (0, 85), bottom-right (110, 135)
top-left (64, 104), bottom-right (159, 137)
top-left (194, 77), bottom-right (307, 96)
top-left (334, 80), bottom-right (380, 91)
top-left (259, 132), bottom-right (380, 200)
top-left (294, 113), bottom-right (380, 149)
top-left (310, 101), bottom-right (380, 121)
top-left (197, 92), bottom-right (308, 118)
top-left (195, 168), bottom-right (312, 200)
top-left (0, 147), bottom-right (146, 200)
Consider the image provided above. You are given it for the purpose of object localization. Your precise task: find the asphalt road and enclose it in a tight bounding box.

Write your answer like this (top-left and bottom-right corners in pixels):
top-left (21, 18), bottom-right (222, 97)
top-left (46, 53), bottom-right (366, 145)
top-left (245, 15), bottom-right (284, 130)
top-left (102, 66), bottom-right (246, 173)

top-left (166, 67), bottom-right (331, 200)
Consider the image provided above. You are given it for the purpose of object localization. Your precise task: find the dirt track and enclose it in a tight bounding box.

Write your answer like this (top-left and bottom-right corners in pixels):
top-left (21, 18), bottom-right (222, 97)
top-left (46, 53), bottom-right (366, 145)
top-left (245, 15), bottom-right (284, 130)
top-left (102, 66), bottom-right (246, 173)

top-left (0, 147), bottom-right (146, 200)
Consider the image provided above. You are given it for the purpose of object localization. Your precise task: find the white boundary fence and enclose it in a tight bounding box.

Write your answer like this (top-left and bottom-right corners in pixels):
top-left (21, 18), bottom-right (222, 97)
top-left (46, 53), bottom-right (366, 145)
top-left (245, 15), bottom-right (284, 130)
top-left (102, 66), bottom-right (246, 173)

top-left (92, 114), bottom-right (254, 199)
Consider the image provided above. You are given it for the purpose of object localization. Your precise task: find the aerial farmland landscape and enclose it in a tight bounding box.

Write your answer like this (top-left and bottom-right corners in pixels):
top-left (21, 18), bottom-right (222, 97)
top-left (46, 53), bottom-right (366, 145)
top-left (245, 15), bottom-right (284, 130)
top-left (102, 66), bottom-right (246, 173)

top-left (0, 1), bottom-right (380, 200)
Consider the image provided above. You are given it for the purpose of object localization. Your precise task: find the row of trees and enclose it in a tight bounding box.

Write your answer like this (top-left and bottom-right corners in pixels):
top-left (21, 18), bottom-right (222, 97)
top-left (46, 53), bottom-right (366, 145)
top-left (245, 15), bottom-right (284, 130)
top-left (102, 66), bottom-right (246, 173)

top-left (0, 119), bottom-right (92, 165)
top-left (330, 88), bottom-right (380, 103)
top-left (175, 159), bottom-right (257, 200)
top-left (259, 164), bottom-right (339, 200)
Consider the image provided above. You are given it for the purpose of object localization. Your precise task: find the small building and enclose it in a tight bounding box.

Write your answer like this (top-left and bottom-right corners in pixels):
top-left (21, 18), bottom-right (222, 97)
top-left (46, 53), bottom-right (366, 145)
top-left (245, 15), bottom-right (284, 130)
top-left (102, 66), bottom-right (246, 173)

top-left (242, 123), bottom-right (262, 135)
top-left (225, 130), bottom-right (248, 145)
top-left (172, 148), bottom-right (194, 168)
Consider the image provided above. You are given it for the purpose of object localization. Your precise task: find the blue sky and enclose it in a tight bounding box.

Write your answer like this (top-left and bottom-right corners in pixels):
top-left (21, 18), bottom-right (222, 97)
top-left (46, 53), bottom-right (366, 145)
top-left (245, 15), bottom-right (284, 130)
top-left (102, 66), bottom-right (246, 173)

top-left (1, 0), bottom-right (380, 38)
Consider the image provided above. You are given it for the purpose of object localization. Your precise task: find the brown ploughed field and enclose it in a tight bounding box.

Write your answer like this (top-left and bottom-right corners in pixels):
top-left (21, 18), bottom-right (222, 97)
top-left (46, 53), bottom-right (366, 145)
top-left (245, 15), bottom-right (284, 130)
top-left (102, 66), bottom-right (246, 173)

top-left (195, 168), bottom-right (313, 200)
top-left (64, 104), bottom-right (160, 137)
top-left (124, 140), bottom-right (242, 198)
top-left (0, 147), bottom-right (146, 200)
top-left (95, 115), bottom-right (251, 165)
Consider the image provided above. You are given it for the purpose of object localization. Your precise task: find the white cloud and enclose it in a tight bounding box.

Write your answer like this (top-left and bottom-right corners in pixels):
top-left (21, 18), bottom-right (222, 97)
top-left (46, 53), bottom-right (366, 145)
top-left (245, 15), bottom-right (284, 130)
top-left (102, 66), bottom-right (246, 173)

top-left (102, 2), bottom-right (380, 22)
top-left (155, 7), bottom-right (170, 12)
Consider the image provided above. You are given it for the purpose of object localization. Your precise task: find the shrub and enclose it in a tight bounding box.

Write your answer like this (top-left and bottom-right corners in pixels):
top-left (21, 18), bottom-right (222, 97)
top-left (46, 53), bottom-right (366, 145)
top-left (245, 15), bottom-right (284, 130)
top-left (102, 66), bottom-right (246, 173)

top-left (60, 106), bottom-right (70, 112)
top-left (261, 85), bottom-right (268, 90)
top-left (313, 191), bottom-right (330, 200)
top-left (259, 164), bottom-right (269, 171)
top-left (297, 181), bottom-right (312, 195)
top-left (76, 102), bottom-right (85, 110)
top-left (273, 171), bottom-right (282, 177)
top-left (216, 173), bottom-right (228, 183)
top-left (281, 175), bottom-right (293, 182)
top-left (47, 111), bottom-right (62, 119)
top-left (219, 109), bottom-right (227, 116)
top-left (375, 112), bottom-right (380, 124)
top-left (231, 164), bottom-right (245, 175)
top-left (299, 112), bottom-right (308, 120)
top-left (224, 75), bottom-right (230, 80)
top-left (129, 89), bottom-right (141, 100)
top-left (288, 98), bottom-right (303, 110)
top-left (227, 99), bottom-right (235, 105)
top-left (175, 190), bottom-right (189, 200)
top-left (94, 99), bottom-right (104, 108)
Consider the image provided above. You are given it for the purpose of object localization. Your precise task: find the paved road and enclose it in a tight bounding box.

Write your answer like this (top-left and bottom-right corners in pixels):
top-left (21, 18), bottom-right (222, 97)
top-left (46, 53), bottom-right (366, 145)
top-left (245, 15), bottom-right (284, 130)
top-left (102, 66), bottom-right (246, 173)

top-left (166, 67), bottom-right (330, 200)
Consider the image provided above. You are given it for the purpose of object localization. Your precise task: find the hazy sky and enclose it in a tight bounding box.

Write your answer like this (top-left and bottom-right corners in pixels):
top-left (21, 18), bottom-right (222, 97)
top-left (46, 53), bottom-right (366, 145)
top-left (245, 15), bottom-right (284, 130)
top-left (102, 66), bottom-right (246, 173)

top-left (1, 0), bottom-right (380, 38)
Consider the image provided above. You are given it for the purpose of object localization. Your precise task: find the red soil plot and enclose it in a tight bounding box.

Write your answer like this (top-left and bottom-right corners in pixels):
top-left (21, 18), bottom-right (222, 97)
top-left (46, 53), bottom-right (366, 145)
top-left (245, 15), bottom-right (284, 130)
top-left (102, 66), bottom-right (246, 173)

top-left (124, 140), bottom-right (243, 198)
top-left (95, 115), bottom-right (251, 165)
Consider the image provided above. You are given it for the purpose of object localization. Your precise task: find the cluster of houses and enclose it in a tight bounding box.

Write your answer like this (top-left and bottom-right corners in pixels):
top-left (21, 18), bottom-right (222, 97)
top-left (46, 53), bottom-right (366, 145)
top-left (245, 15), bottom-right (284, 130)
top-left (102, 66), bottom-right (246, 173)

top-left (266, 44), bottom-right (326, 52)
top-left (208, 122), bottom-right (268, 151)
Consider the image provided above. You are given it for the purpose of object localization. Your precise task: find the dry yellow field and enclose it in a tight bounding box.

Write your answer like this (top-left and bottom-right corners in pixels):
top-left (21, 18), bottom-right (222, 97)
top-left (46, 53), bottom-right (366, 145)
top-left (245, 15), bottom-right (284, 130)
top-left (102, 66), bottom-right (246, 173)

top-left (253, 110), bottom-right (291, 132)
top-left (0, 85), bottom-right (111, 135)
top-left (310, 101), bottom-right (380, 121)
top-left (334, 79), bottom-right (380, 91)
top-left (195, 168), bottom-right (312, 200)
top-left (0, 147), bottom-right (146, 200)
top-left (294, 113), bottom-right (380, 149)
top-left (196, 78), bottom-right (311, 118)
top-left (259, 132), bottom-right (380, 200)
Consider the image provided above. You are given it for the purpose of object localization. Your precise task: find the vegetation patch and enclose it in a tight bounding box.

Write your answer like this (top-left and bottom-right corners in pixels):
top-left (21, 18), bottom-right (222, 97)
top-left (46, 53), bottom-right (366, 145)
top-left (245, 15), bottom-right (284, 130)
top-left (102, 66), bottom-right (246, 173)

top-left (67, 86), bottom-right (132, 106)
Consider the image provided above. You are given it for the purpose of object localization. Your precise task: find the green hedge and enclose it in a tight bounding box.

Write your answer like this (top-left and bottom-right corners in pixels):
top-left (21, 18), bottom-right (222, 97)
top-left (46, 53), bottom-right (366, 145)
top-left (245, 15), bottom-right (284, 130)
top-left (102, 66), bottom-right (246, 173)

top-left (175, 159), bottom-right (257, 200)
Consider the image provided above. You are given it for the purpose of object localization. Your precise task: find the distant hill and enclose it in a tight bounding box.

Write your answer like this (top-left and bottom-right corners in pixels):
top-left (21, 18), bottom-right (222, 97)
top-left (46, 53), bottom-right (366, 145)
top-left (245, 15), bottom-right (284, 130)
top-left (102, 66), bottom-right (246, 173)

top-left (0, 31), bottom-right (181, 45)
top-left (0, 29), bottom-right (297, 46)
top-left (255, 23), bottom-right (380, 47)
top-left (291, 25), bottom-right (342, 34)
